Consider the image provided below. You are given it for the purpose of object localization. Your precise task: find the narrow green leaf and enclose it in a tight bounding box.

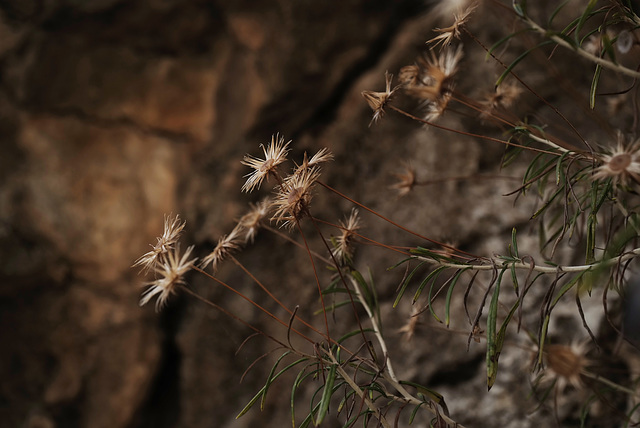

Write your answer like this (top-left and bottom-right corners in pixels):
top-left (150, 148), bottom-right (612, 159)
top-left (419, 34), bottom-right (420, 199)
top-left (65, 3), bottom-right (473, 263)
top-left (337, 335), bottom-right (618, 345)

top-left (486, 28), bottom-right (533, 60)
top-left (414, 266), bottom-right (447, 304)
top-left (496, 41), bottom-right (554, 87)
top-left (589, 64), bottom-right (602, 109)
top-left (551, 31), bottom-right (579, 49)
top-left (337, 388), bottom-right (356, 414)
top-left (602, 32), bottom-right (617, 62)
top-left (315, 300), bottom-right (352, 315)
top-left (351, 269), bottom-right (373, 309)
top-left (292, 367), bottom-right (318, 428)
top-left (445, 269), bottom-right (470, 327)
top-left (410, 247), bottom-right (458, 263)
top-left (387, 256), bottom-right (415, 270)
top-left (511, 227), bottom-right (519, 258)
top-left (336, 328), bottom-right (374, 344)
top-left (399, 380), bottom-right (444, 405)
top-left (487, 269), bottom-right (506, 390)
top-left (237, 355), bottom-right (308, 419)
top-left (315, 359), bottom-right (338, 425)
top-left (575, 0), bottom-right (598, 43)
top-left (512, 0), bottom-right (526, 17)
top-left (547, 0), bottom-right (570, 26)
top-left (261, 351), bottom-right (293, 410)
top-left (555, 150), bottom-right (570, 186)
top-left (496, 299), bottom-right (520, 356)
top-left (538, 271), bottom-right (588, 366)
top-left (394, 261), bottom-right (427, 308)
top-left (510, 263), bottom-right (519, 295)
top-left (299, 400), bottom-right (322, 428)
top-left (551, 270), bottom-right (588, 308)
top-left (409, 402), bottom-right (424, 424)
top-left (531, 185), bottom-right (564, 219)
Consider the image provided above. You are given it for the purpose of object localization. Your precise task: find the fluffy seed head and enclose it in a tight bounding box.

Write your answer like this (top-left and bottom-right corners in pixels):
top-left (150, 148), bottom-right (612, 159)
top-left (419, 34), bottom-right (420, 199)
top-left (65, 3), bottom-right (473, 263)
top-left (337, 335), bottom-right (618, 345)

top-left (133, 214), bottom-right (186, 273)
top-left (398, 307), bottom-right (421, 342)
top-left (542, 342), bottom-right (590, 392)
top-left (238, 198), bottom-right (272, 243)
top-left (294, 147), bottom-right (334, 175)
top-left (241, 134), bottom-right (291, 192)
top-left (401, 45), bottom-right (463, 121)
top-left (592, 137), bottom-right (640, 186)
top-left (362, 71), bottom-right (399, 126)
top-left (271, 166), bottom-right (321, 229)
top-left (331, 209), bottom-right (362, 265)
top-left (427, 3), bottom-right (477, 50)
top-left (480, 81), bottom-right (523, 119)
top-left (201, 225), bottom-right (244, 272)
top-left (140, 245), bottom-right (197, 311)
top-left (390, 165), bottom-right (417, 197)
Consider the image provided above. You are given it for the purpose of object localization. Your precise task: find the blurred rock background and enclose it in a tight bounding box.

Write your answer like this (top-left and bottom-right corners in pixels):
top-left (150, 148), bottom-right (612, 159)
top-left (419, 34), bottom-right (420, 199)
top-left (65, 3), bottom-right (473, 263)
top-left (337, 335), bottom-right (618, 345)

top-left (0, 1), bottom-right (637, 427)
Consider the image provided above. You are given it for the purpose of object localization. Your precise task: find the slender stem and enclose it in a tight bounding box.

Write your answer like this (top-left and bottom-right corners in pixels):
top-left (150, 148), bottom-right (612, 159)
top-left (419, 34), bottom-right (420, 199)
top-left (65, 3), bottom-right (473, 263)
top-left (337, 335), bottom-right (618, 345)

top-left (326, 354), bottom-right (392, 428)
top-left (229, 255), bottom-right (328, 341)
top-left (318, 181), bottom-right (477, 259)
top-left (380, 371), bottom-right (462, 427)
top-left (180, 285), bottom-right (292, 351)
top-left (192, 265), bottom-right (316, 343)
top-left (417, 247), bottom-right (640, 273)
top-left (296, 218), bottom-right (331, 341)
top-left (527, 133), bottom-right (572, 154)
top-left (263, 224), bottom-right (331, 264)
top-left (581, 370), bottom-right (639, 398)
top-left (524, 17), bottom-right (640, 80)
top-left (348, 276), bottom-right (398, 381)
top-left (388, 105), bottom-right (562, 156)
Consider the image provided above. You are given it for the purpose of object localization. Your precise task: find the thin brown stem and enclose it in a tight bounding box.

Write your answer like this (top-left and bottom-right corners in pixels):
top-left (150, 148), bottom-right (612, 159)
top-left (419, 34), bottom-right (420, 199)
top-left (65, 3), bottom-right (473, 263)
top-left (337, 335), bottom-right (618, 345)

top-left (192, 265), bottom-right (316, 344)
top-left (389, 104), bottom-right (562, 155)
top-left (296, 218), bottom-right (331, 341)
top-left (229, 255), bottom-right (328, 341)
top-left (318, 180), bottom-right (478, 259)
top-left (180, 285), bottom-right (291, 350)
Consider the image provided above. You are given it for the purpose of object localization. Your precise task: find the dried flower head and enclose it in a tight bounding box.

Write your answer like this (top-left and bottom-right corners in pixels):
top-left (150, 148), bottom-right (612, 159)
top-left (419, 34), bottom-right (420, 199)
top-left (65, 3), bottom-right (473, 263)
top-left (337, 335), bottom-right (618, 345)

top-left (541, 341), bottom-right (591, 392)
top-left (401, 45), bottom-right (463, 122)
top-left (140, 245), bottom-right (197, 311)
top-left (390, 164), bottom-right (417, 197)
top-left (201, 224), bottom-right (244, 272)
top-left (423, 93), bottom-right (452, 122)
top-left (592, 137), bottom-right (640, 186)
top-left (271, 166), bottom-right (321, 229)
top-left (362, 71), bottom-right (399, 126)
top-left (331, 209), bottom-right (362, 265)
top-left (419, 45), bottom-right (462, 99)
top-left (294, 147), bottom-right (334, 175)
top-left (427, 4), bottom-right (477, 50)
top-left (238, 198), bottom-right (272, 244)
top-left (398, 65), bottom-right (419, 87)
top-left (133, 214), bottom-right (186, 273)
top-left (398, 307), bottom-right (421, 342)
top-left (480, 81), bottom-right (522, 118)
top-left (241, 134), bottom-right (291, 192)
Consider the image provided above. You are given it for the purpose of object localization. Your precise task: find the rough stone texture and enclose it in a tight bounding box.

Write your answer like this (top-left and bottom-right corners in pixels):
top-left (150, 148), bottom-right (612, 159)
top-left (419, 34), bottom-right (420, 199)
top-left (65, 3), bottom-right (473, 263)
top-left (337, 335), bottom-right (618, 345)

top-left (0, 1), bottom-right (638, 428)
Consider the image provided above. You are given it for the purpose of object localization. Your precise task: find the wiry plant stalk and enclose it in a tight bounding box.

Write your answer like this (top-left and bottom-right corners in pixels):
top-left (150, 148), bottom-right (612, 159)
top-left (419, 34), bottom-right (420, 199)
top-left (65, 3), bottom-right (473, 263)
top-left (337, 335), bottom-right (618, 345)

top-left (417, 247), bottom-right (640, 273)
top-left (522, 16), bottom-right (640, 80)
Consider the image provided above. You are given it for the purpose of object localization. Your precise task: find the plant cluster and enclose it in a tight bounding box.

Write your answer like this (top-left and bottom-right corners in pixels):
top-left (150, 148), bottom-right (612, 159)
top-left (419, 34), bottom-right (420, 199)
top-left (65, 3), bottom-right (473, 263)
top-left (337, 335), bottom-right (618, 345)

top-left (134, 1), bottom-right (640, 426)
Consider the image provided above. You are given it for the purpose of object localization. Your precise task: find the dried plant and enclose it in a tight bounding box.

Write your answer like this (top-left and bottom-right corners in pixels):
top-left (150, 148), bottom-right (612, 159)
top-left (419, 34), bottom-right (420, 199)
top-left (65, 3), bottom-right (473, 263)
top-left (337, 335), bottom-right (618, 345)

top-left (133, 1), bottom-right (640, 426)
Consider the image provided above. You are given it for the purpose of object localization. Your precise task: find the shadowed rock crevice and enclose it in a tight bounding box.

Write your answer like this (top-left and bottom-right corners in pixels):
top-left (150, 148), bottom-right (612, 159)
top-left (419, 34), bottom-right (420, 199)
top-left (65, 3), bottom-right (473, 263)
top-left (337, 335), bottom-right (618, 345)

top-left (128, 303), bottom-right (183, 428)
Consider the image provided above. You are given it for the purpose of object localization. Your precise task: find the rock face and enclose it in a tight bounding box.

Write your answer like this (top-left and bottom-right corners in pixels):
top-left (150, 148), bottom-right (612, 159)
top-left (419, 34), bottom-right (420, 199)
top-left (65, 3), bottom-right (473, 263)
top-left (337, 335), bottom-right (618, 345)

top-left (0, 1), bottom-right (636, 427)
